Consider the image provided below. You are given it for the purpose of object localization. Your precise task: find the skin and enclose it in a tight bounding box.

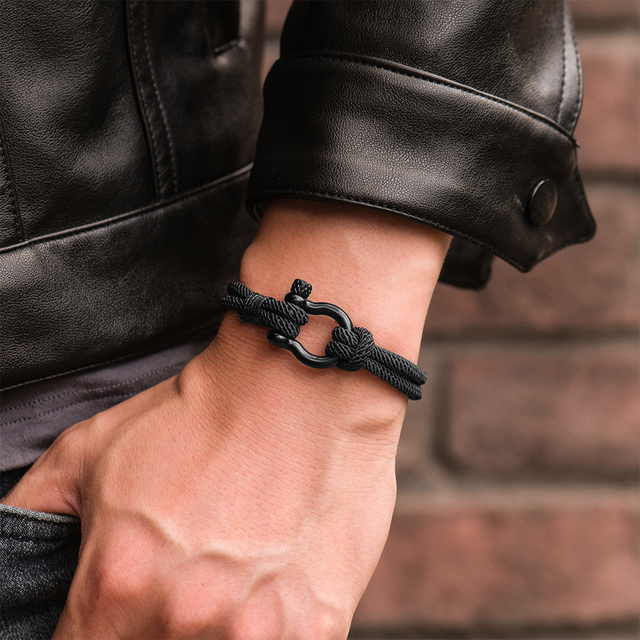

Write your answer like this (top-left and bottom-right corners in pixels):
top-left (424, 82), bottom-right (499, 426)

top-left (1, 200), bottom-right (451, 639)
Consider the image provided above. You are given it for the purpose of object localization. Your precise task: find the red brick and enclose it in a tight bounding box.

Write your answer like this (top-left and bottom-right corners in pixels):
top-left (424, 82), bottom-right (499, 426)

top-left (444, 345), bottom-right (639, 479)
top-left (268, 0), bottom-right (640, 35)
top-left (574, 33), bottom-right (640, 177)
top-left (267, 0), bottom-right (640, 38)
top-left (267, 0), bottom-right (640, 39)
top-left (570, 0), bottom-right (640, 30)
top-left (353, 493), bottom-right (639, 632)
top-left (396, 378), bottom-right (431, 477)
top-left (424, 183), bottom-right (639, 336)
top-left (265, 0), bottom-right (293, 38)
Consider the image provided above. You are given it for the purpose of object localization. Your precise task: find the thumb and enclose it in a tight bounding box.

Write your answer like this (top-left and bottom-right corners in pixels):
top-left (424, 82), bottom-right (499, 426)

top-left (0, 426), bottom-right (84, 517)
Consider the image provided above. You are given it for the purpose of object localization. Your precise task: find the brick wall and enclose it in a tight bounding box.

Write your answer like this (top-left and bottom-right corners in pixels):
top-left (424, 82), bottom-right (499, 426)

top-left (263, 2), bottom-right (640, 638)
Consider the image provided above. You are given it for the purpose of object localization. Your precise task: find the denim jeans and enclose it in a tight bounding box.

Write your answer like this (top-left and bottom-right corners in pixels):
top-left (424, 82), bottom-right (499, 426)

top-left (0, 466), bottom-right (80, 640)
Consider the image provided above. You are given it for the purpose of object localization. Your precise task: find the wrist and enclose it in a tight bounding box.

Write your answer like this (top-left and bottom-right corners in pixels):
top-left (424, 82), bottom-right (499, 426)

top-left (239, 199), bottom-right (451, 362)
top-left (191, 316), bottom-right (409, 446)
top-left (182, 199), bottom-right (450, 443)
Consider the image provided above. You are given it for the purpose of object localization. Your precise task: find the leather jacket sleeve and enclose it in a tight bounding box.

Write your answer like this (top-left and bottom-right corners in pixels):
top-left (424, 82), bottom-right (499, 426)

top-left (247, 0), bottom-right (595, 289)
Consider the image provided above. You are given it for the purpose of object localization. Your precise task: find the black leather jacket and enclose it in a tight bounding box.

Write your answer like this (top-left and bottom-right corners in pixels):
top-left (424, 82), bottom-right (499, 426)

top-left (0, 0), bottom-right (594, 390)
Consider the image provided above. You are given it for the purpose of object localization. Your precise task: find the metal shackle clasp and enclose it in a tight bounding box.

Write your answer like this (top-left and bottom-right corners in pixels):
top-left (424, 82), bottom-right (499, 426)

top-left (266, 293), bottom-right (354, 369)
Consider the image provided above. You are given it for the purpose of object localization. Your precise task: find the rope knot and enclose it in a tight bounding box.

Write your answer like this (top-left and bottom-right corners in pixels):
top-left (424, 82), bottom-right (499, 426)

top-left (326, 326), bottom-right (375, 371)
top-left (291, 279), bottom-right (312, 299)
top-left (238, 292), bottom-right (265, 324)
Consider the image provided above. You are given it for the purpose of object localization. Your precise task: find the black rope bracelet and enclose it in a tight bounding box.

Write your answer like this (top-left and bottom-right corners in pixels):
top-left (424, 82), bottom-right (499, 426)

top-left (222, 279), bottom-right (426, 400)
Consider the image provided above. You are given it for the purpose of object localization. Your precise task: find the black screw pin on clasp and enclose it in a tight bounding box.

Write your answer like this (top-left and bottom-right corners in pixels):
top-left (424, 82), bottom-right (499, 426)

top-left (267, 291), bottom-right (353, 369)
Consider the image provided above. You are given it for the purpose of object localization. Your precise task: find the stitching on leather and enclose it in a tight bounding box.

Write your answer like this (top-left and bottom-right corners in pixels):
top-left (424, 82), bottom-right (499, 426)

top-left (248, 187), bottom-right (528, 270)
top-left (568, 17), bottom-right (583, 133)
top-left (557, 0), bottom-right (567, 123)
top-left (250, 181), bottom-right (594, 272)
top-left (0, 362), bottom-right (179, 415)
top-left (142, 1), bottom-right (179, 196)
top-left (275, 54), bottom-right (576, 142)
top-left (0, 165), bottom-right (250, 254)
top-left (127, 1), bottom-right (162, 200)
top-left (210, 37), bottom-right (242, 57)
top-left (0, 128), bottom-right (22, 242)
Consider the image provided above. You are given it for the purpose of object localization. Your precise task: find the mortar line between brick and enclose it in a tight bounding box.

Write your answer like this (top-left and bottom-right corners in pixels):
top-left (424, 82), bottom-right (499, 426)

top-left (421, 334), bottom-right (639, 349)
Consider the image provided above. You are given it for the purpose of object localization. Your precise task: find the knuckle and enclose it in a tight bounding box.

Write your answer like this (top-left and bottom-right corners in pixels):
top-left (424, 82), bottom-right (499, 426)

top-left (160, 612), bottom-right (208, 639)
top-left (91, 555), bottom-right (150, 609)
top-left (228, 616), bottom-right (283, 640)
top-left (229, 602), bottom-right (348, 640)
top-left (159, 588), bottom-right (225, 639)
top-left (300, 607), bottom-right (349, 640)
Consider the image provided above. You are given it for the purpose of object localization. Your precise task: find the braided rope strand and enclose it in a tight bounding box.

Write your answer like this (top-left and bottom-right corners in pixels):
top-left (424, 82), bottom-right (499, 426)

top-left (222, 280), bottom-right (426, 400)
top-left (326, 326), bottom-right (425, 400)
top-left (367, 344), bottom-right (426, 386)
top-left (222, 283), bottom-right (308, 339)
top-left (363, 359), bottom-right (423, 401)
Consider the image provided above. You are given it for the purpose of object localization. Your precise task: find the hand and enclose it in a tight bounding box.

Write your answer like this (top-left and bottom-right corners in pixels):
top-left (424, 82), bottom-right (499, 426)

top-left (3, 326), bottom-right (399, 638)
top-left (1, 201), bottom-right (450, 639)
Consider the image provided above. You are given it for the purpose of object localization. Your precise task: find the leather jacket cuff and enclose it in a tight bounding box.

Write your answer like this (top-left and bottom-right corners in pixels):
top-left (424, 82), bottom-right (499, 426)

top-left (247, 52), bottom-right (595, 289)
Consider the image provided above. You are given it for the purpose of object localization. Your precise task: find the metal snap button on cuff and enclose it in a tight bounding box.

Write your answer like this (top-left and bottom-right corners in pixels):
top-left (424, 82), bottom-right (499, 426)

top-left (528, 179), bottom-right (558, 226)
